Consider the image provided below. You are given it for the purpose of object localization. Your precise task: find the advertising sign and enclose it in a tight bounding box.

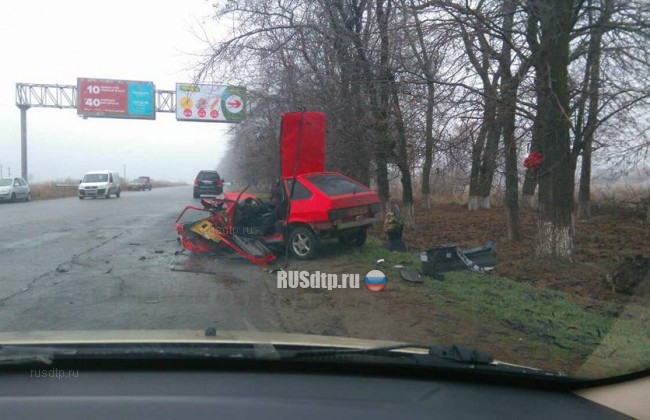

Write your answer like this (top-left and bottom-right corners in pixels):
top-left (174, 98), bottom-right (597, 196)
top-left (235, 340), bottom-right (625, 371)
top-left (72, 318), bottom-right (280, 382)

top-left (77, 78), bottom-right (155, 120)
top-left (176, 83), bottom-right (246, 123)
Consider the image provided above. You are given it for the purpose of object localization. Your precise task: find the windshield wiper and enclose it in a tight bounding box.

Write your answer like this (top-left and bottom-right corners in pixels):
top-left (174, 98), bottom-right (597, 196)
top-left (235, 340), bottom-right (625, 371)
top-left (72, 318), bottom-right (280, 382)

top-left (279, 344), bottom-right (489, 363)
top-left (277, 344), bottom-right (563, 377)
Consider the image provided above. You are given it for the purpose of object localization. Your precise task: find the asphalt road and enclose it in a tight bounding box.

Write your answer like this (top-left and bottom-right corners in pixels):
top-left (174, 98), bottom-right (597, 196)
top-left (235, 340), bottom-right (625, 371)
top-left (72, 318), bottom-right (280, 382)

top-left (0, 187), bottom-right (281, 332)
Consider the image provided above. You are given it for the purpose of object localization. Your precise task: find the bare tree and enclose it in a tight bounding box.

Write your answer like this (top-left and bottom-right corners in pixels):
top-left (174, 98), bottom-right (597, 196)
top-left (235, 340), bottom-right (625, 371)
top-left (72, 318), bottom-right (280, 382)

top-left (526, 0), bottom-right (577, 257)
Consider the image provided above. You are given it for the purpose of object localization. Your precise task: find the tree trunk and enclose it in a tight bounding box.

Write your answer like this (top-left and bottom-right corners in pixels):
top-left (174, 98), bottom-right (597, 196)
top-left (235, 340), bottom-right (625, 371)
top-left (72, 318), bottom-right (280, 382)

top-left (646, 188), bottom-right (650, 228)
top-left (460, 21), bottom-right (501, 211)
top-left (500, 0), bottom-right (520, 241)
top-left (468, 123), bottom-right (488, 210)
top-left (391, 76), bottom-right (415, 228)
top-left (521, 134), bottom-right (539, 209)
top-left (531, 0), bottom-right (576, 258)
top-left (577, 143), bottom-right (592, 219)
top-left (421, 80), bottom-right (435, 209)
top-left (577, 0), bottom-right (610, 220)
top-left (522, 27), bottom-right (544, 209)
top-left (403, 0), bottom-right (435, 209)
top-left (375, 155), bottom-right (390, 215)
top-left (375, 0), bottom-right (393, 216)
top-left (468, 93), bottom-right (499, 210)
top-left (521, 172), bottom-right (538, 208)
top-left (501, 90), bottom-right (521, 240)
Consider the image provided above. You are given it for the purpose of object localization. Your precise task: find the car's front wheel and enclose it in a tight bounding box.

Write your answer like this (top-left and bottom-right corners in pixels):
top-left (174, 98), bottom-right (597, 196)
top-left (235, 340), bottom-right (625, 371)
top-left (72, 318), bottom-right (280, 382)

top-left (25, 192), bottom-right (32, 202)
top-left (116, 188), bottom-right (121, 198)
top-left (288, 227), bottom-right (320, 260)
top-left (10, 193), bottom-right (15, 203)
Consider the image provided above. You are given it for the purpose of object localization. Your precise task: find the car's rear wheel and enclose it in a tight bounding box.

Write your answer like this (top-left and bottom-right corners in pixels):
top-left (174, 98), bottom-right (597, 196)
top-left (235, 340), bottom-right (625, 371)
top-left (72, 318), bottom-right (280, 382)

top-left (288, 227), bottom-right (320, 260)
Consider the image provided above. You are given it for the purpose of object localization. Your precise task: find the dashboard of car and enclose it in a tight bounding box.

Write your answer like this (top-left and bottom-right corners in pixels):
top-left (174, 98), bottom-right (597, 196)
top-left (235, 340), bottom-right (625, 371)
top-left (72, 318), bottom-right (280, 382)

top-left (0, 369), bottom-right (629, 419)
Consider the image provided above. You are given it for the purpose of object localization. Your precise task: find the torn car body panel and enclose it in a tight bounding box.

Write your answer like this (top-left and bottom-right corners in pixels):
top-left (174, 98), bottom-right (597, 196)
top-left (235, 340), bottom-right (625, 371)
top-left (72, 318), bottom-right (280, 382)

top-left (175, 197), bottom-right (277, 267)
top-left (420, 242), bottom-right (496, 278)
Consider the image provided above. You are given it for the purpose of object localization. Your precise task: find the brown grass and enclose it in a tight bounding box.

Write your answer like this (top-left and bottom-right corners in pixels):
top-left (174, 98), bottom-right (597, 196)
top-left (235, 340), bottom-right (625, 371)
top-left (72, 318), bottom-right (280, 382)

top-left (30, 178), bottom-right (79, 200)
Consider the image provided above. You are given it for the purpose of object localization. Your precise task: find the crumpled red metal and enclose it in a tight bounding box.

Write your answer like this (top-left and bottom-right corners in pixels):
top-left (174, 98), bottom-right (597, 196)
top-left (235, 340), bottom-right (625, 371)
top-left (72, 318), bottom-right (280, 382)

top-left (524, 152), bottom-right (543, 172)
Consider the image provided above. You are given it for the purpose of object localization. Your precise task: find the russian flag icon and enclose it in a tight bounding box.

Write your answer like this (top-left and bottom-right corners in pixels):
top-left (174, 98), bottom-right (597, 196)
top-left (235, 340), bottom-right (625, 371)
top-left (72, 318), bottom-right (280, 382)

top-left (364, 270), bottom-right (387, 292)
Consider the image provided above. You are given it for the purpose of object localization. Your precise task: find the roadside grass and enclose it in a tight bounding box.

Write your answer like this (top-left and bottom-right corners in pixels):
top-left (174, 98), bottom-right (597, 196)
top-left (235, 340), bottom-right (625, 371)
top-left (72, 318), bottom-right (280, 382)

top-left (30, 178), bottom-right (79, 200)
top-left (29, 179), bottom-right (187, 200)
top-left (345, 237), bottom-right (650, 378)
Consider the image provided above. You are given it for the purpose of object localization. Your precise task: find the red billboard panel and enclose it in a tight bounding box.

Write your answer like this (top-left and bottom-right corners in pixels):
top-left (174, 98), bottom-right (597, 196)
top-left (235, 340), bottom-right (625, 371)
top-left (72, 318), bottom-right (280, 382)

top-left (77, 78), bottom-right (155, 119)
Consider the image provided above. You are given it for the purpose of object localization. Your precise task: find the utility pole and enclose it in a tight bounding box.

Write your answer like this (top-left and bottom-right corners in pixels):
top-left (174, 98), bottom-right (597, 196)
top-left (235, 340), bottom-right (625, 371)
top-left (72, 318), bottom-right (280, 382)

top-left (123, 164), bottom-right (126, 182)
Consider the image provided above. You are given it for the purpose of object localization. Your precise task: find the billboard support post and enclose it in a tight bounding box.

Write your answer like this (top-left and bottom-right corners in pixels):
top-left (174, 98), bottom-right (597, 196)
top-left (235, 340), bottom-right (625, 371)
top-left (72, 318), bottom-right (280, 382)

top-left (19, 105), bottom-right (29, 180)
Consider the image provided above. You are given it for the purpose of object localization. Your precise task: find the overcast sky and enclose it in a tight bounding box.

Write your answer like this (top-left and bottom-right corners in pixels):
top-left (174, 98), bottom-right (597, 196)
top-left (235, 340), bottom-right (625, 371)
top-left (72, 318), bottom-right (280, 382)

top-left (0, 0), bottom-right (232, 182)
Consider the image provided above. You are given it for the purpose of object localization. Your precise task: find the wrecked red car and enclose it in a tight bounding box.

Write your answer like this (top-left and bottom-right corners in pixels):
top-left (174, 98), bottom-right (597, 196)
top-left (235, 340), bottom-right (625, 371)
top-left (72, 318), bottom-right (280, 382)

top-left (175, 112), bottom-right (381, 266)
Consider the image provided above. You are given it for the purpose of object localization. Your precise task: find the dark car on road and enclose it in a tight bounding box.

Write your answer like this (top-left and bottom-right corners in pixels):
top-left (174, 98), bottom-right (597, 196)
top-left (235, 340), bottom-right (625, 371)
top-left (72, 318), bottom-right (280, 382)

top-left (128, 176), bottom-right (152, 191)
top-left (193, 170), bottom-right (223, 198)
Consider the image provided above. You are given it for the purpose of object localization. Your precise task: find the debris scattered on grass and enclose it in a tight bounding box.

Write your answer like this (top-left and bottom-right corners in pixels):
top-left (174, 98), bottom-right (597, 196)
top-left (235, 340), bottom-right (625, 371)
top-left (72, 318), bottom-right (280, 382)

top-left (400, 267), bottom-right (423, 283)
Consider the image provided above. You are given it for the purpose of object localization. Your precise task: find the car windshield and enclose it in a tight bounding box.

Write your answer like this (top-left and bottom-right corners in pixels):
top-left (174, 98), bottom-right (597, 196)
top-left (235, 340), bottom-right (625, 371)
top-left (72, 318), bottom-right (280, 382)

top-left (83, 174), bottom-right (108, 183)
top-left (1, 0), bottom-right (650, 386)
top-left (198, 172), bottom-right (219, 180)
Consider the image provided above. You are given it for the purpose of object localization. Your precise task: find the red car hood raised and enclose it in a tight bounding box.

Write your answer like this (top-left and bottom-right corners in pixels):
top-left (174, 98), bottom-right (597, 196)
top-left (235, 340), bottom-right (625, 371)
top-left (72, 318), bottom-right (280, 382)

top-left (280, 112), bottom-right (326, 178)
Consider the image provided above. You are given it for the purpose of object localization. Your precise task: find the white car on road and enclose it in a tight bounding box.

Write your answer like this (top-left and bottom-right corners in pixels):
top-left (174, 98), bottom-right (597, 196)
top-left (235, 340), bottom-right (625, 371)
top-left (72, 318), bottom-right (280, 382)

top-left (78, 170), bottom-right (121, 199)
top-left (0, 177), bottom-right (31, 202)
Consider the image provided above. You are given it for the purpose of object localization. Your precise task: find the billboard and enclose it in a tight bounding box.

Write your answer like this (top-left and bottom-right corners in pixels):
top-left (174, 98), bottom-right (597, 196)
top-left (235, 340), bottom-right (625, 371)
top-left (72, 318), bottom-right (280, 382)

top-left (176, 83), bottom-right (246, 123)
top-left (77, 78), bottom-right (155, 120)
